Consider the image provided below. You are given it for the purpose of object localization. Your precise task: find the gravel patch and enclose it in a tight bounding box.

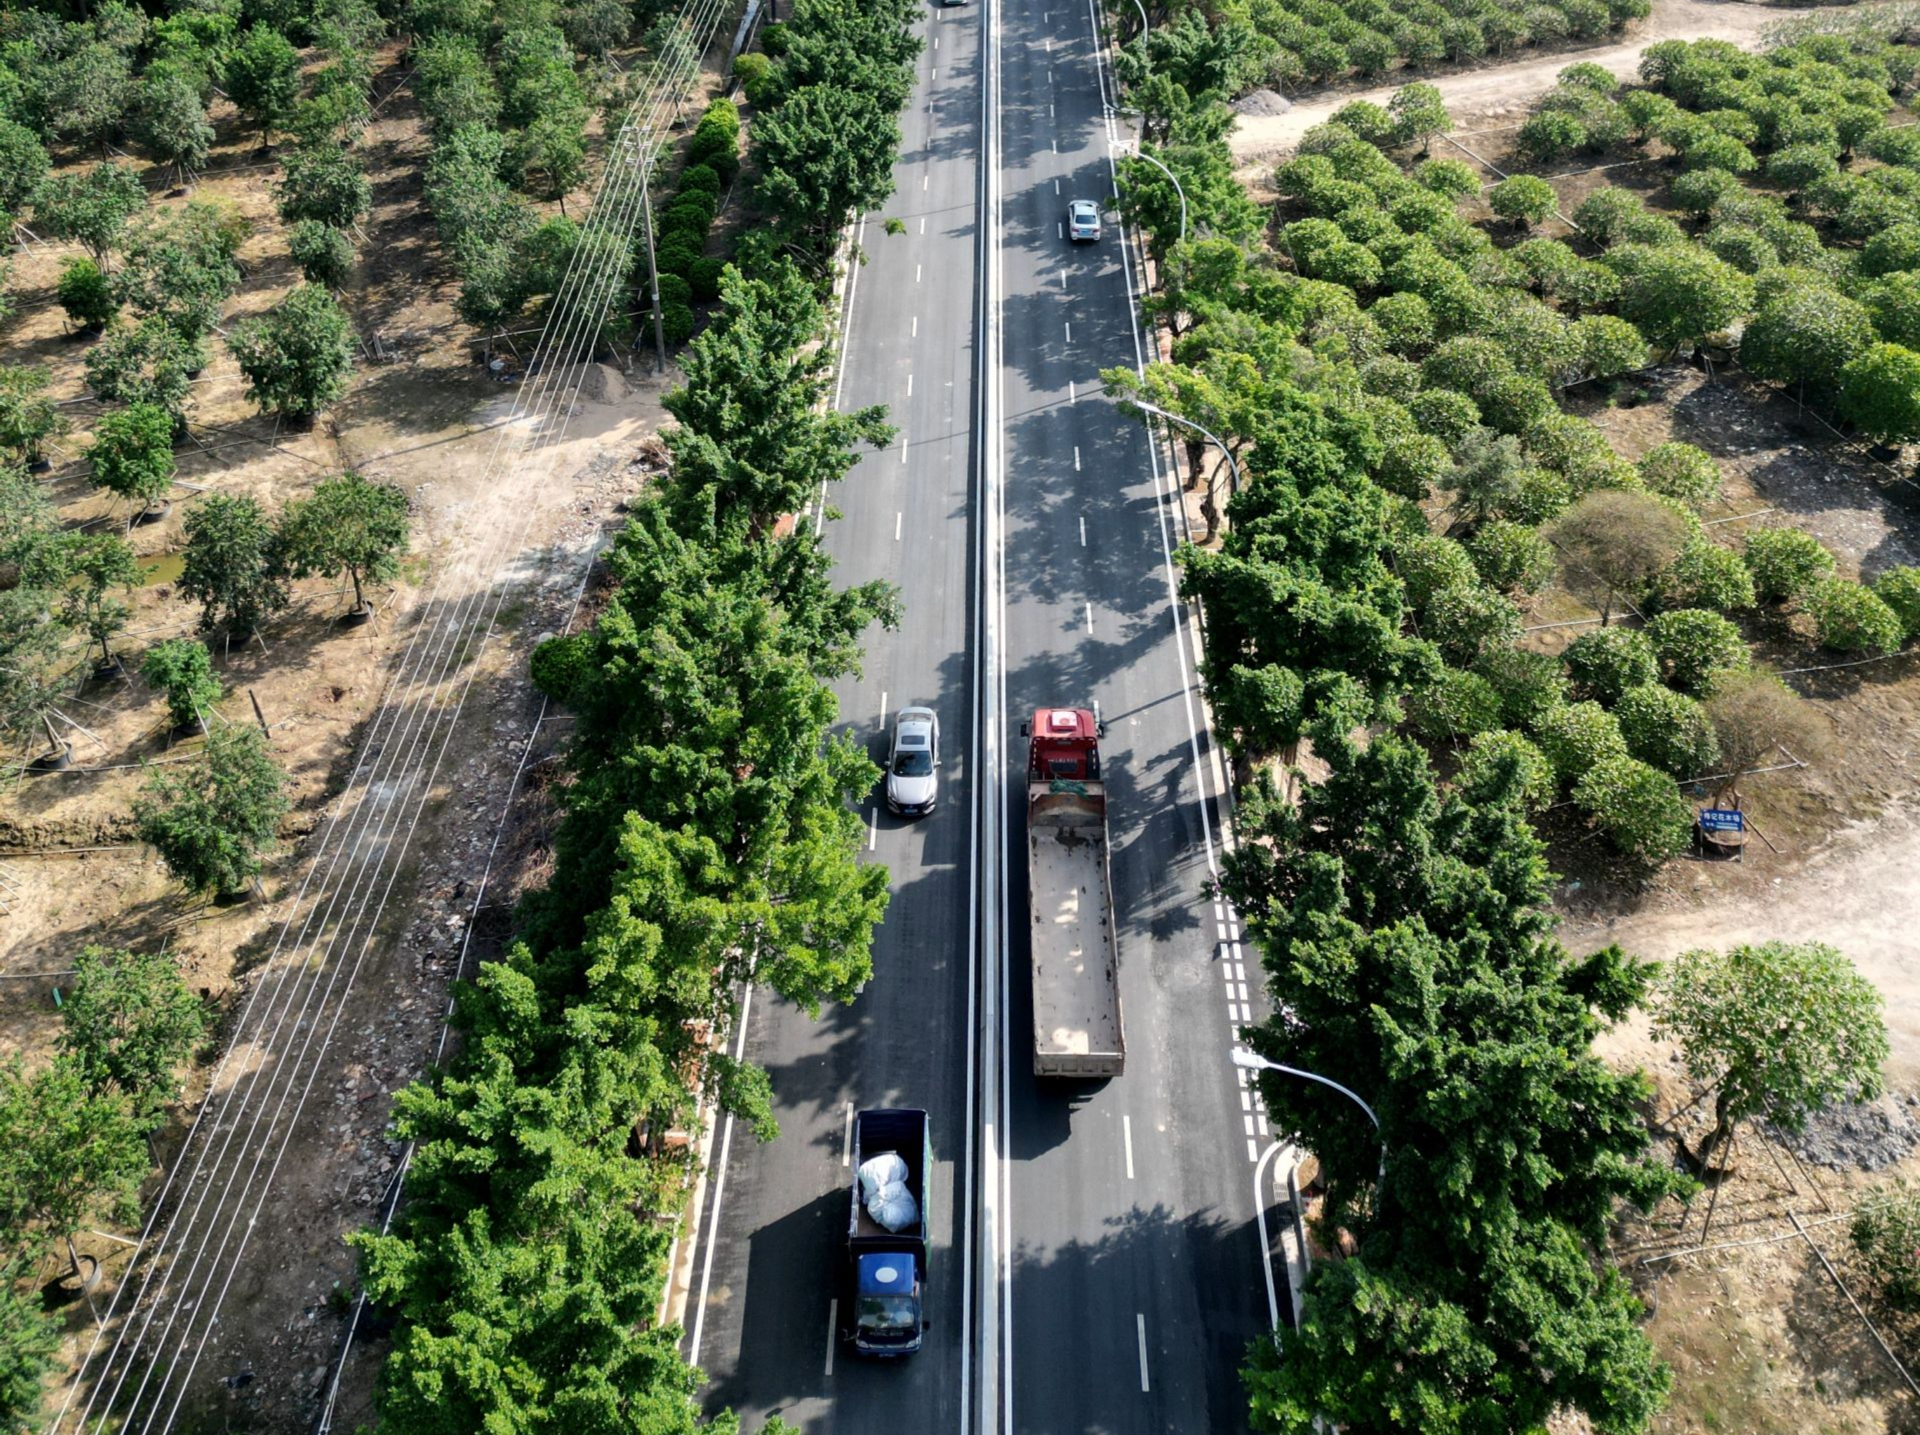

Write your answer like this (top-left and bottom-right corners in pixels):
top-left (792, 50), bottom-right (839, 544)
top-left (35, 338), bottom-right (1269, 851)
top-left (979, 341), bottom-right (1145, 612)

top-left (1231, 87), bottom-right (1291, 117)
top-left (1766, 1093), bottom-right (1920, 1173)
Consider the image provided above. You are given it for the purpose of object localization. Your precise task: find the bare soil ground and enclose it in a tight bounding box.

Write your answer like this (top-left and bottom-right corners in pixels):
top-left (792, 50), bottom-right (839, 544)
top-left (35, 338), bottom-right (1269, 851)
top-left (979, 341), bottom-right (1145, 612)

top-left (0, 32), bottom-right (732, 1430)
top-left (1228, 0), bottom-right (1860, 174)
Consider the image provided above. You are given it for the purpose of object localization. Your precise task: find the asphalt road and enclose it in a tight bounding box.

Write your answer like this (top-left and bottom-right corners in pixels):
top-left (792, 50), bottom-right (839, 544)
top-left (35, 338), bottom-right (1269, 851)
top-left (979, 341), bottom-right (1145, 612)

top-left (689, 2), bottom-right (1273, 1431)
top-left (992, 1), bottom-right (1271, 1431)
top-left (688, 4), bottom-right (984, 1431)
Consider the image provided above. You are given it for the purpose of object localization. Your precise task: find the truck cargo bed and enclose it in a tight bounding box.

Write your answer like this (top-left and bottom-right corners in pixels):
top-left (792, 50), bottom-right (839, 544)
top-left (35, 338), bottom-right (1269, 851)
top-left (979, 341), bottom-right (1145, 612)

top-left (1028, 815), bottom-right (1123, 1077)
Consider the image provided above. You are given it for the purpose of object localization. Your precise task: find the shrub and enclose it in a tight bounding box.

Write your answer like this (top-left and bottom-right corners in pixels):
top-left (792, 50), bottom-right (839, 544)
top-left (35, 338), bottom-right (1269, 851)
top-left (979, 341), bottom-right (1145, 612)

top-left (1653, 537), bottom-right (1755, 613)
top-left (140, 638), bottom-right (221, 731)
top-left (1861, 224), bottom-right (1920, 278)
top-left (1740, 288), bottom-right (1876, 394)
top-left (1563, 627), bottom-right (1660, 705)
top-left (1648, 608), bottom-right (1750, 694)
top-left (1744, 526), bottom-right (1834, 603)
top-left (1511, 467), bottom-right (1574, 525)
top-left (1518, 111), bottom-right (1584, 164)
top-left (1332, 100), bottom-right (1396, 147)
top-left (1490, 175), bottom-right (1558, 230)
top-left (1806, 576), bottom-right (1904, 654)
top-left (1670, 167), bottom-right (1742, 222)
top-left (1456, 728), bottom-right (1555, 810)
top-left (1397, 532), bottom-right (1478, 608)
top-left (1617, 245), bottom-right (1754, 353)
top-left (1409, 388), bottom-right (1479, 445)
top-left (686, 98), bottom-right (740, 180)
top-left (1474, 645), bottom-right (1568, 729)
top-left (687, 256), bottom-right (726, 303)
top-left (1572, 315), bottom-right (1649, 381)
top-left (1840, 343), bottom-right (1920, 445)
top-left (1616, 683), bottom-right (1720, 777)
top-left (1409, 666), bottom-right (1504, 743)
top-left (57, 258), bottom-right (117, 331)
top-left (1414, 158), bottom-right (1479, 199)
top-left (1371, 292), bottom-right (1436, 354)
top-left (1377, 431), bottom-right (1451, 500)
top-left (1851, 1184), bottom-right (1920, 1313)
top-left (653, 231), bottom-right (702, 279)
top-left (661, 301), bottom-right (696, 347)
top-left (1636, 442), bottom-right (1720, 510)
top-left (1425, 582), bottom-right (1522, 665)
top-left (1574, 755), bottom-right (1694, 862)
top-left (1872, 566), bottom-right (1920, 640)
top-left (1766, 143), bottom-right (1839, 195)
top-left (1468, 519), bottom-right (1554, 594)
top-left (733, 51), bottom-right (775, 105)
top-left (1573, 187), bottom-right (1645, 245)
top-left (1532, 699), bottom-right (1630, 785)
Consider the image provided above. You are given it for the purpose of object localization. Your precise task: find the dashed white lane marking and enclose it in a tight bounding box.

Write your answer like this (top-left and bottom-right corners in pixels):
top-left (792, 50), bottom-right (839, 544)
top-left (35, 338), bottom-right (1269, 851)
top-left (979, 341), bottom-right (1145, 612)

top-left (912, 315), bottom-right (919, 337)
top-left (901, 429), bottom-right (910, 463)
top-left (1123, 1114), bottom-right (1135, 1179)
top-left (880, 691), bottom-right (889, 726)
top-left (1136, 1314), bottom-right (1150, 1392)
top-left (924, 173), bottom-right (930, 190)
top-left (867, 808), bottom-right (877, 851)
top-left (825, 1300), bottom-right (838, 1376)
top-left (1073, 445), bottom-right (1081, 471)
top-left (1246, 1137), bottom-right (1259, 1162)
top-left (1065, 320), bottom-right (1073, 343)
top-left (916, 263), bottom-right (923, 283)
top-left (1054, 178), bottom-right (1060, 194)
top-left (920, 216), bottom-right (926, 234)
top-left (1239, 1089), bottom-right (1252, 1112)
top-left (1068, 379), bottom-right (1076, 403)
top-left (1084, 602), bottom-right (1093, 635)
top-left (1078, 515), bottom-right (1086, 547)
top-left (908, 373), bottom-right (915, 397)
top-left (1057, 221), bottom-right (1063, 238)
top-left (896, 511), bottom-right (903, 541)
top-left (842, 1102), bottom-right (855, 1165)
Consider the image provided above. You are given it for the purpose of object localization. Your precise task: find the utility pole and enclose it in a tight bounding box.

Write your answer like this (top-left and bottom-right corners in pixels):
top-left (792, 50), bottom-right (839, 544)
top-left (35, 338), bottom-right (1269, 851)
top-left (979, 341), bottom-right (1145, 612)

top-left (625, 125), bottom-right (668, 373)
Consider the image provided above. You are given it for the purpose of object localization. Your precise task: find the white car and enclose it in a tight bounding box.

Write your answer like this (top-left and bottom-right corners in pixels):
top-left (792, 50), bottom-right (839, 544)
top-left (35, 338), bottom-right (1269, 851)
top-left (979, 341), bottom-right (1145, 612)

top-left (886, 707), bottom-right (939, 818)
top-left (1068, 199), bottom-right (1101, 242)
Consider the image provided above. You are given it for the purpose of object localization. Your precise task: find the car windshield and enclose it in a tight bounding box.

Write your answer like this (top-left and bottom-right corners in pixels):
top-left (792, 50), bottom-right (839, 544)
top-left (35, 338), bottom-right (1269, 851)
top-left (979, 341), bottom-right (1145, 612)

top-left (857, 1295), bottom-right (919, 1333)
top-left (893, 749), bottom-right (934, 777)
top-left (1074, 204), bottom-right (1095, 220)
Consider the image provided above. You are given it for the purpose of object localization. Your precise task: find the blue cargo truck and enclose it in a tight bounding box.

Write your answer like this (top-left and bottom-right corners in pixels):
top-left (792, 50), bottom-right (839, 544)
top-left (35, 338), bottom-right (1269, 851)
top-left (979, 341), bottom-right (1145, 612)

top-left (846, 1107), bottom-right (929, 1357)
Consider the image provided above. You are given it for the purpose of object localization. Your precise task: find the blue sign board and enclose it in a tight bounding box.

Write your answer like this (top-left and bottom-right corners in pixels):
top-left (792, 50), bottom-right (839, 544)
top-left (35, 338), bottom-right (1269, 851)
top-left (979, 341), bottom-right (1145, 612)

top-left (1698, 808), bottom-right (1745, 834)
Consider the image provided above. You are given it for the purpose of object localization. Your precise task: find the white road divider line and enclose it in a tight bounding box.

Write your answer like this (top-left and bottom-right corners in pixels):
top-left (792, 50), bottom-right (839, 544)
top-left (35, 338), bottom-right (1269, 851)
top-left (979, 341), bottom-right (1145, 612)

top-left (825, 1300), bottom-right (838, 1376)
top-left (1085, 602), bottom-right (1093, 634)
top-left (896, 511), bottom-right (903, 541)
top-left (1124, 1114), bottom-right (1135, 1179)
top-left (1079, 515), bottom-right (1086, 546)
top-left (881, 691), bottom-right (889, 727)
top-left (1073, 444), bottom-right (1081, 471)
top-left (1136, 1314), bottom-right (1150, 1392)
top-left (868, 807), bottom-right (878, 851)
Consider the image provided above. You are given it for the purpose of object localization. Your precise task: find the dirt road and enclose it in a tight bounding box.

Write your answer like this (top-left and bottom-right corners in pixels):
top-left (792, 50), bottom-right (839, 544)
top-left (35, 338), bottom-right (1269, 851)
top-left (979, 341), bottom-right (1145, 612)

top-left (1229, 0), bottom-right (1860, 169)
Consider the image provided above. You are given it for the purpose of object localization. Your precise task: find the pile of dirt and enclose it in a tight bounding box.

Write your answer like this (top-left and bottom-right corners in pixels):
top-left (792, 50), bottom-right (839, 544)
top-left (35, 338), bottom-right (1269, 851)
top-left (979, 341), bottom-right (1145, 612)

top-left (1767, 1094), bottom-right (1920, 1173)
top-left (1232, 88), bottom-right (1292, 117)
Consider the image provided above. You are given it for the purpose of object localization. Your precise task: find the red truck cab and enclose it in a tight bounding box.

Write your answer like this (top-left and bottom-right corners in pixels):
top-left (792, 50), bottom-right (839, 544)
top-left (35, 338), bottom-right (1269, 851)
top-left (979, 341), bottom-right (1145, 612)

top-left (1025, 707), bottom-right (1101, 782)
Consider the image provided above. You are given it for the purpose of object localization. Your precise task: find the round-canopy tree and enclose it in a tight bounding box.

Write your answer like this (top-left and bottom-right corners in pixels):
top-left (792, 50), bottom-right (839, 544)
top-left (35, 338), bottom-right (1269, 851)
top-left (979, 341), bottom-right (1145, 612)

top-left (1653, 941), bottom-right (1889, 1171)
top-left (1489, 174), bottom-right (1558, 231)
top-left (63, 533), bottom-right (137, 672)
top-left (32, 163), bottom-right (147, 268)
top-left (1840, 343), bottom-right (1920, 446)
top-left (140, 637), bottom-right (222, 732)
top-left (84, 318), bottom-right (204, 425)
top-left (133, 722), bottom-right (289, 897)
top-left (57, 945), bottom-right (207, 1120)
top-left (226, 283), bottom-right (355, 425)
top-left (279, 470), bottom-right (410, 617)
top-left (179, 493), bottom-right (289, 638)
top-left (1547, 489), bottom-right (1689, 626)
top-left (1703, 669), bottom-right (1824, 803)
top-left (88, 402), bottom-right (176, 516)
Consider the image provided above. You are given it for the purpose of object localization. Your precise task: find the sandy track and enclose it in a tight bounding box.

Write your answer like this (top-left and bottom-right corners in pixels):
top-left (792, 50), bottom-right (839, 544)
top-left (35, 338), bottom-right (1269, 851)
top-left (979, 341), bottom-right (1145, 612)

top-left (1229, 0), bottom-right (1862, 169)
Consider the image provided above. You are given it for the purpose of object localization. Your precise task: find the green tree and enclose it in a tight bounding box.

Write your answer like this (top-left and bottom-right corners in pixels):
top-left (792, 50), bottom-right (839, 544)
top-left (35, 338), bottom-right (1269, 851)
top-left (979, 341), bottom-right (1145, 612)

top-left (180, 493), bottom-right (289, 638)
top-left (1437, 427), bottom-right (1529, 529)
top-left (1548, 490), bottom-right (1688, 626)
top-left (32, 162), bottom-right (146, 267)
top-left (1563, 625), bottom-right (1659, 703)
top-left (140, 637), bottom-right (222, 731)
top-left (288, 219), bottom-right (355, 288)
top-left (1654, 941), bottom-right (1888, 1169)
top-left (0, 118), bottom-right (48, 218)
top-left (1637, 441), bottom-right (1720, 510)
top-left (1647, 607), bottom-right (1749, 694)
top-left (56, 257), bottom-right (117, 332)
top-left (63, 532), bottom-right (137, 670)
top-left (0, 366), bottom-right (65, 468)
top-left (113, 211), bottom-right (243, 341)
top-left (1489, 173), bottom-right (1557, 230)
top-left (226, 282), bottom-right (355, 424)
top-left (276, 144), bottom-right (372, 231)
top-left (1850, 1184), bottom-right (1920, 1312)
top-left (1615, 244), bottom-right (1754, 353)
top-left (87, 402), bottom-right (175, 515)
top-left (1455, 727), bottom-right (1554, 810)
top-left (1653, 536), bottom-right (1755, 613)
top-left (134, 723), bottom-right (289, 896)
top-left (1740, 287), bottom-right (1875, 396)
top-left (279, 470), bottom-right (409, 616)
top-left (0, 1053), bottom-right (149, 1250)
top-left (131, 64), bottom-right (214, 181)
top-left (1874, 566), bottom-right (1920, 641)
top-left (1840, 342), bottom-right (1920, 445)
top-left (84, 318), bottom-right (205, 424)
top-left (756, 84), bottom-right (902, 269)
top-left (223, 24), bottom-right (301, 148)
top-left (1574, 752), bottom-right (1694, 861)
top-left (0, 1262), bottom-right (58, 1434)
top-left (59, 945), bottom-right (207, 1119)
top-left (1615, 682), bottom-right (1718, 777)
top-left (1743, 525), bottom-right (1833, 603)
top-left (1387, 81), bottom-right (1452, 154)
top-left (1806, 576), bottom-right (1904, 654)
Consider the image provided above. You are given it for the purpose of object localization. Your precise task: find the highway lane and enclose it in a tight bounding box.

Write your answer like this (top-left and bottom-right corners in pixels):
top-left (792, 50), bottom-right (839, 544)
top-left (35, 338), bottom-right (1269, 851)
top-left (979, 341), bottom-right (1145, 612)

top-left (993, 1), bottom-right (1271, 1431)
top-left (687, 6), bottom-right (983, 1432)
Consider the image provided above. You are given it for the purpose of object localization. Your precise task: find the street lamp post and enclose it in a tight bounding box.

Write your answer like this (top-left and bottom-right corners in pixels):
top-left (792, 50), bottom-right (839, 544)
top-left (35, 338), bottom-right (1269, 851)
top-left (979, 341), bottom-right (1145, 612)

top-left (1111, 395), bottom-right (1241, 539)
top-left (1231, 1047), bottom-right (1386, 1195)
top-left (1128, 0), bottom-right (1150, 40)
top-left (1120, 144), bottom-right (1186, 242)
